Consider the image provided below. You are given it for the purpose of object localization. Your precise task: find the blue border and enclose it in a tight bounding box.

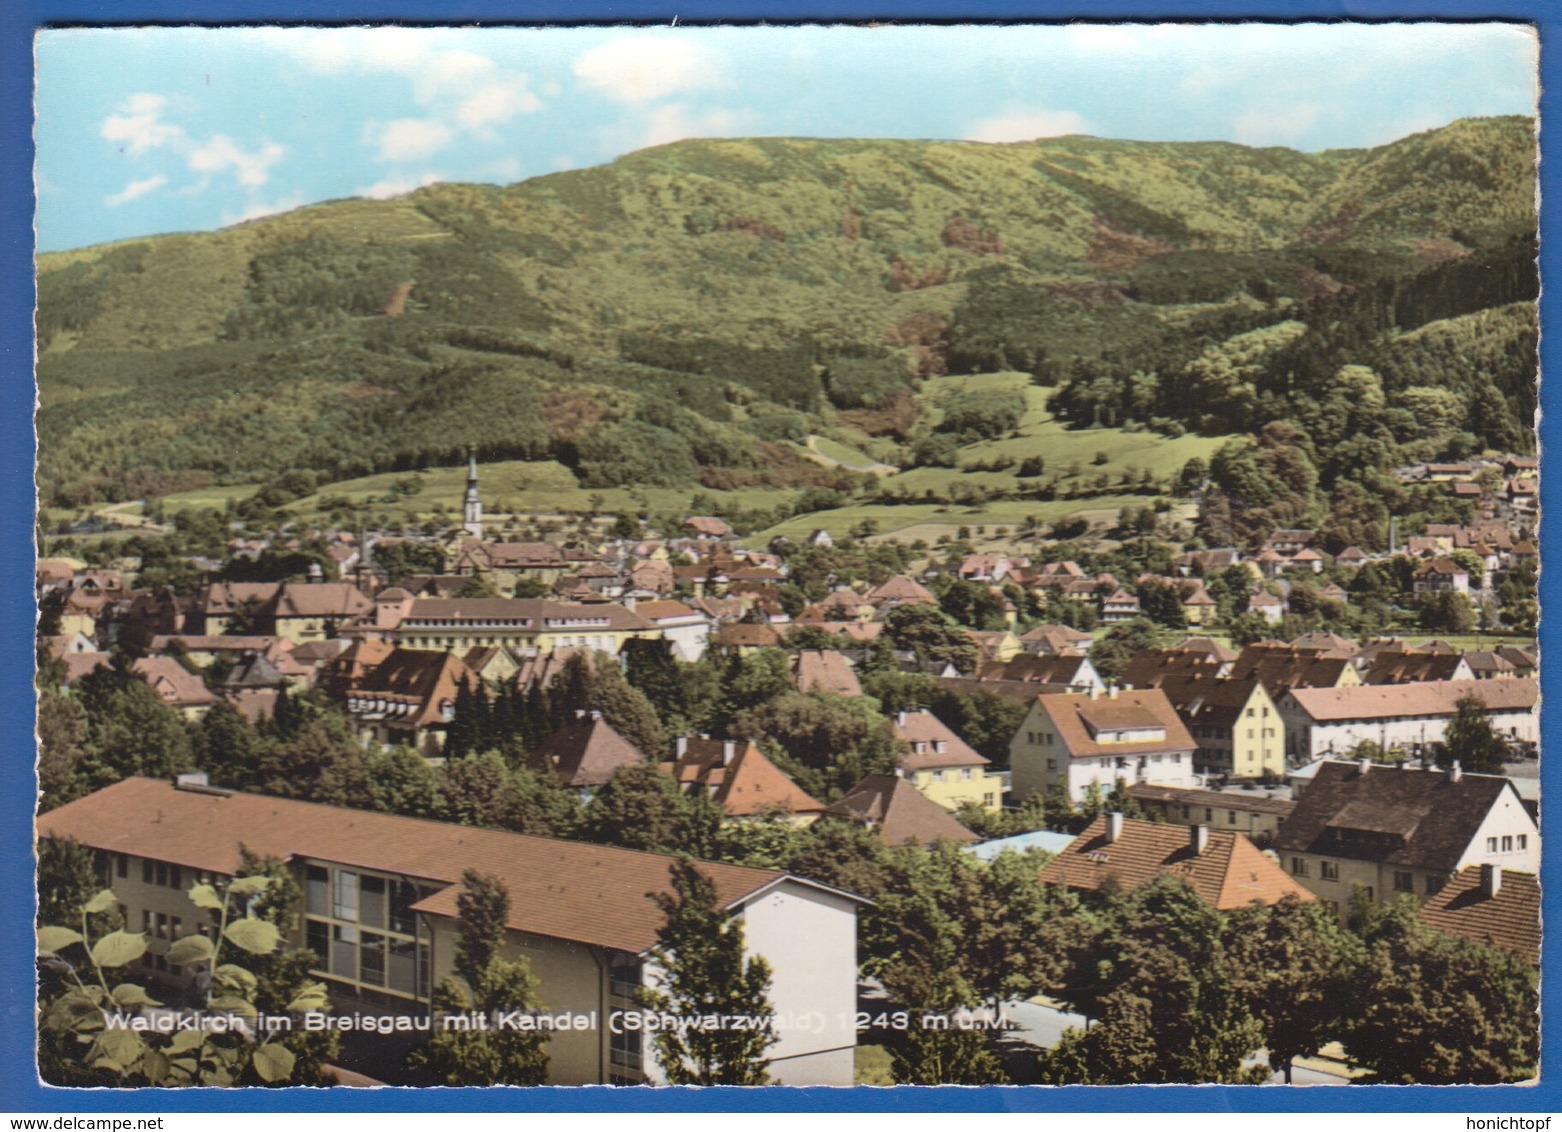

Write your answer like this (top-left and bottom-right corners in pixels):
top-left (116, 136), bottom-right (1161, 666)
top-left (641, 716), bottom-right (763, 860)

top-left (3, 0), bottom-right (1556, 1113)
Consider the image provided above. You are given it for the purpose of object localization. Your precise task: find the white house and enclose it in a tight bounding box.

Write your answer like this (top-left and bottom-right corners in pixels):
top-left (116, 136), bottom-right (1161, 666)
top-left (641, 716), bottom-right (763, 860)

top-left (1272, 760), bottom-right (1538, 918)
top-left (1009, 687), bottom-right (1198, 805)
top-left (1276, 678), bottom-right (1538, 764)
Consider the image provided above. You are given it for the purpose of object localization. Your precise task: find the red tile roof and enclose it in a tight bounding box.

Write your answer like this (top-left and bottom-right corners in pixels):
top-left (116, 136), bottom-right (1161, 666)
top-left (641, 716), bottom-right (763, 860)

top-left (827, 776), bottom-right (978, 845)
top-left (38, 778), bottom-right (797, 954)
top-left (891, 711), bottom-right (988, 771)
top-left (1034, 689), bottom-right (1195, 760)
top-left (1039, 815), bottom-right (1314, 909)
top-left (536, 715), bottom-right (649, 788)
top-left (792, 650), bottom-right (863, 697)
top-left (1418, 867), bottom-right (1540, 967)
top-left (663, 739), bottom-right (826, 817)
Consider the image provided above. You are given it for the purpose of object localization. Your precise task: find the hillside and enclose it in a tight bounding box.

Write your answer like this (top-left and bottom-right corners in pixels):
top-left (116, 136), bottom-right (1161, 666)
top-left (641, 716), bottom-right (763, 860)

top-left (36, 116), bottom-right (1537, 534)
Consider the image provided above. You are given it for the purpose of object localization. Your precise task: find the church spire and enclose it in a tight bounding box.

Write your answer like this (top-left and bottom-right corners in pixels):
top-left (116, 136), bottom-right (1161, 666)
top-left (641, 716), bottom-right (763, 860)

top-left (463, 449), bottom-right (483, 538)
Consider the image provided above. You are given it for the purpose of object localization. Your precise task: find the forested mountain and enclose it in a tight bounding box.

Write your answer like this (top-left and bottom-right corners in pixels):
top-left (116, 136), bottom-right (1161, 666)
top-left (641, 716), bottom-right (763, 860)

top-left (36, 115), bottom-right (1536, 522)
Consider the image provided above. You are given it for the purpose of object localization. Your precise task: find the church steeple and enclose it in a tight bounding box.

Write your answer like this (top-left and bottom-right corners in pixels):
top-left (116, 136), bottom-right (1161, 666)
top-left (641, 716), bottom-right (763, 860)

top-left (463, 450), bottom-right (483, 538)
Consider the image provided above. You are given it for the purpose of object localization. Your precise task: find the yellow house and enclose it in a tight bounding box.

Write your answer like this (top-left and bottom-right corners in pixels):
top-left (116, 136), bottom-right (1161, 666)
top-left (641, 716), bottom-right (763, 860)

top-left (1151, 675), bottom-right (1285, 780)
top-left (890, 710), bottom-right (1003, 813)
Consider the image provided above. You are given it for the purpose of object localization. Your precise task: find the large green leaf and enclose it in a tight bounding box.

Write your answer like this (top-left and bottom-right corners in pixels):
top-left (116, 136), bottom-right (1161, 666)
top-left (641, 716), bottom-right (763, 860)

top-left (227, 875), bottom-right (273, 898)
top-left (213, 963), bottom-right (257, 997)
top-left (209, 994), bottom-right (257, 1020)
top-left (223, 917), bottom-right (281, 955)
top-left (89, 931), bottom-right (146, 970)
top-left (166, 934), bottom-right (216, 967)
top-left (37, 926), bottom-right (83, 955)
top-left (187, 883), bottom-right (224, 910)
top-left (141, 1048), bottom-right (173, 1086)
top-left (252, 1042), bottom-right (296, 1083)
top-left (83, 889), bottom-right (118, 915)
top-left (110, 984), bottom-right (162, 1008)
top-left (285, 982), bottom-right (330, 1013)
top-left (90, 1028), bottom-right (145, 1073)
top-left (168, 1029), bottom-right (206, 1053)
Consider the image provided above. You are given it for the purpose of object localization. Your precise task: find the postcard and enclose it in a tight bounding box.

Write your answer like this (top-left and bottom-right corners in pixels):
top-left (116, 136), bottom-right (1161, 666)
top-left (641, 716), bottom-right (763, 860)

top-left (20, 16), bottom-right (1551, 1110)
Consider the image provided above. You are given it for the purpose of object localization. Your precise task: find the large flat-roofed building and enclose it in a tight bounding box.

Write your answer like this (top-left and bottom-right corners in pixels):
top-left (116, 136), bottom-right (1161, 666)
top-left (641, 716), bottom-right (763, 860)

top-left (37, 778), bottom-right (862, 1086)
top-left (371, 594), bottom-right (660, 657)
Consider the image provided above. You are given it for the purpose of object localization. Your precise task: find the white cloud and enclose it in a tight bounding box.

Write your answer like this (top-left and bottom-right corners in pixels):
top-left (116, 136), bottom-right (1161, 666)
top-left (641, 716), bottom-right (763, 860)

top-left (104, 174), bottom-right (168, 207)
top-left (100, 93), bottom-right (185, 154)
top-left (639, 103), bottom-right (749, 149)
top-left (221, 192), bottom-right (307, 227)
top-left (966, 108), bottom-right (1088, 143)
top-left (356, 171), bottom-right (445, 199)
top-left (1233, 103), bottom-right (1321, 147)
top-left (485, 156), bottom-right (524, 181)
top-left (551, 155), bottom-right (578, 171)
top-left (188, 136), bottom-right (285, 187)
top-left (456, 79), bottom-right (542, 130)
top-left (574, 37), bottom-right (721, 104)
top-left (374, 118), bottom-right (453, 163)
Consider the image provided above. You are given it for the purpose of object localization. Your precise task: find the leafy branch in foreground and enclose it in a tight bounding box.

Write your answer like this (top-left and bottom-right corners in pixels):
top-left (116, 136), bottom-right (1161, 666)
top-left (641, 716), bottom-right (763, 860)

top-left (37, 873), bottom-right (326, 1086)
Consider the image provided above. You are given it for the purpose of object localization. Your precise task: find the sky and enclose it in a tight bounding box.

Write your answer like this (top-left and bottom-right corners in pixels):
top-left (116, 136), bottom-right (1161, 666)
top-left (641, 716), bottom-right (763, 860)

top-left (34, 22), bottom-right (1539, 253)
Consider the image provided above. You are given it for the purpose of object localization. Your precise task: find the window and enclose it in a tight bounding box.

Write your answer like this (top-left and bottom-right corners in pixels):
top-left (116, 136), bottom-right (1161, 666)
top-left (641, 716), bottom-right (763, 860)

top-left (306, 866), bottom-right (329, 917)
top-left (1204, 808), bottom-right (1213, 823)
top-left (1227, 810), bottom-right (1238, 825)
top-left (171, 916), bottom-right (181, 940)
top-left (1394, 871), bottom-right (1414, 893)
top-left (143, 910), bottom-right (153, 935)
top-left (116, 854), bottom-right (128, 879)
top-left (1502, 836), bottom-right (1513, 852)
top-left (1046, 759), bottom-right (1057, 771)
top-left (1518, 835), bottom-right (1528, 851)
top-left (1361, 886), bottom-right (1374, 902)
top-left (1425, 875), bottom-right (1446, 896)
top-left (331, 925), bottom-right (358, 980)
top-left (1321, 861), bottom-right (1339, 881)
top-left (142, 859), bottom-right (153, 884)
top-left (1181, 806), bottom-right (1190, 819)
top-left (376, 937), bottom-right (414, 995)
top-left (333, 870), bottom-right (359, 922)
top-left (155, 862), bottom-right (168, 888)
top-left (1290, 858), bottom-right (1309, 877)
top-left (360, 876), bottom-right (387, 929)
top-left (610, 954), bottom-right (642, 999)
top-left (611, 1025), bottom-right (643, 1071)
top-left (306, 920), bottom-right (329, 968)
top-left (359, 932), bottom-right (386, 987)
top-left (1488, 837), bottom-right (1499, 853)
top-left (931, 770), bottom-right (944, 783)
top-left (156, 913), bottom-right (168, 940)
top-left (960, 768), bottom-right (973, 780)
top-left (169, 866), bottom-right (182, 891)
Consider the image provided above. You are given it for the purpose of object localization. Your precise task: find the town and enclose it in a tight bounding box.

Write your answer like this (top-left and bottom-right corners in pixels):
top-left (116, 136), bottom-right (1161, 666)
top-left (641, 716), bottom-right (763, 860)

top-left (36, 449), bottom-right (1540, 1088)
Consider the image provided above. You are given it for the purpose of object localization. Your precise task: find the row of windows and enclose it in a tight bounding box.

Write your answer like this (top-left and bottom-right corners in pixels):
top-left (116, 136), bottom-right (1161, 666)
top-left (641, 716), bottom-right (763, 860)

top-left (305, 919), bottom-right (430, 998)
top-left (305, 865), bottom-right (431, 937)
top-left (925, 768), bottom-right (979, 783)
top-left (1288, 859), bottom-right (1447, 897)
top-left (1487, 834), bottom-right (1528, 853)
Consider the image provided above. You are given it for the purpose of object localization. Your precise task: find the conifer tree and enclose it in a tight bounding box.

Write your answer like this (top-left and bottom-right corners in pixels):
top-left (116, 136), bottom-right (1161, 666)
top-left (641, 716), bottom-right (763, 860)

top-left (637, 859), bottom-right (777, 1085)
top-left (411, 871), bottom-right (550, 1086)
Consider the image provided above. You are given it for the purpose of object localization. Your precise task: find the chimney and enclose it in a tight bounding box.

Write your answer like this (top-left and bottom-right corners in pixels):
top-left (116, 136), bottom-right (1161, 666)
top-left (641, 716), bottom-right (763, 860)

top-left (676, 735), bottom-right (689, 758)
top-left (590, 709), bottom-right (603, 723)
top-left (897, 711), bottom-right (908, 728)
top-left (1449, 760), bottom-right (1463, 783)
top-left (1104, 811), bottom-right (1124, 843)
top-left (1108, 684), bottom-right (1119, 699)
top-left (1090, 686), bottom-right (1101, 700)
top-left (175, 771), bottom-right (209, 789)
top-left (1480, 863), bottom-right (1502, 898)
top-left (622, 595), bottom-right (636, 611)
top-left (1190, 825), bottom-right (1209, 854)
top-left (723, 740), bottom-right (737, 765)
top-left (1358, 757), bottom-right (1371, 775)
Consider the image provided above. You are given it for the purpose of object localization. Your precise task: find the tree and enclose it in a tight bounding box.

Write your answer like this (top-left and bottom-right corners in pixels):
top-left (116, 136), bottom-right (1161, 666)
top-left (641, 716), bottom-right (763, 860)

top-left (411, 871), bottom-right (551, 1086)
top-left (1435, 694), bottom-right (1509, 774)
top-left (883, 605), bottom-right (979, 673)
top-left (583, 763), bottom-right (720, 856)
top-left (1222, 895), bottom-right (1360, 1082)
top-left (637, 859), bottom-right (778, 1085)
top-left (38, 873), bottom-right (316, 1087)
top-left (1089, 618), bottom-right (1163, 683)
top-left (1418, 590), bottom-right (1476, 634)
top-left (1344, 899), bottom-right (1537, 1083)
